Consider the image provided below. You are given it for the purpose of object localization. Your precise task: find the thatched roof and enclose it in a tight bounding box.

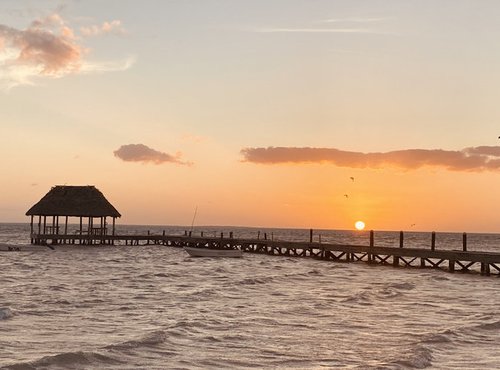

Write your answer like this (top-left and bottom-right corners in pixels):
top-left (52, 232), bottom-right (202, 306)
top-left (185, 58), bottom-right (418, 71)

top-left (26, 186), bottom-right (121, 217)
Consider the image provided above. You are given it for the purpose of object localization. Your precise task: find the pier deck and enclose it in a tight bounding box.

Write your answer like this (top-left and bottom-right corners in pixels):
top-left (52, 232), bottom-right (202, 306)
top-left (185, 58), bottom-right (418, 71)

top-left (29, 232), bottom-right (500, 276)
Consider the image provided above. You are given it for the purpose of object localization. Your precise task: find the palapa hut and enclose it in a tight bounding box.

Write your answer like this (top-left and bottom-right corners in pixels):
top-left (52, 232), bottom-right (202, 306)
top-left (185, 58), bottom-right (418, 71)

top-left (26, 185), bottom-right (121, 245)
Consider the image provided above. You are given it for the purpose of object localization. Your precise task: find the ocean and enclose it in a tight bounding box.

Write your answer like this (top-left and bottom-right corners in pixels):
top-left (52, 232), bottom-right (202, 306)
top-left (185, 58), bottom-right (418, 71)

top-left (1, 223), bottom-right (499, 369)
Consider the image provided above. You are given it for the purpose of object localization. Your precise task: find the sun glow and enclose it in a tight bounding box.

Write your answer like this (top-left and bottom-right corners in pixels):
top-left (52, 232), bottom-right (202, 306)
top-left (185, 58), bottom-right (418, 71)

top-left (355, 221), bottom-right (365, 230)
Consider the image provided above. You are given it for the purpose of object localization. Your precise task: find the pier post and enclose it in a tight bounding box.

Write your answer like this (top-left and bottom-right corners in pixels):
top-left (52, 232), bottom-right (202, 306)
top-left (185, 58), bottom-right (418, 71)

top-left (189, 231), bottom-right (192, 237)
top-left (399, 231), bottom-right (404, 248)
top-left (221, 232), bottom-right (224, 239)
top-left (258, 231), bottom-right (260, 240)
top-left (463, 232), bottom-right (467, 252)
top-left (310, 229), bottom-right (313, 243)
top-left (431, 231), bottom-right (436, 251)
top-left (264, 233), bottom-right (267, 240)
top-left (393, 256), bottom-right (399, 267)
top-left (449, 260), bottom-right (455, 273)
top-left (485, 263), bottom-right (491, 276)
top-left (230, 232), bottom-right (233, 239)
top-left (201, 231), bottom-right (204, 237)
top-left (368, 230), bottom-right (374, 263)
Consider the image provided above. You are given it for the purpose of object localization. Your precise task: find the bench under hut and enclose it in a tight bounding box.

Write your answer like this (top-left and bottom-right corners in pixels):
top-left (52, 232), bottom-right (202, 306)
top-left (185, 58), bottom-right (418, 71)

top-left (26, 185), bottom-right (121, 245)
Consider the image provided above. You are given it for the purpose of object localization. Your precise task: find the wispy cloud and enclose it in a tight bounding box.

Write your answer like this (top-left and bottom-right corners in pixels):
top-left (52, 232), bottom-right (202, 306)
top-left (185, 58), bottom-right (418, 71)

top-left (180, 134), bottom-right (208, 144)
top-left (240, 146), bottom-right (500, 172)
top-left (80, 20), bottom-right (126, 37)
top-left (114, 144), bottom-right (193, 166)
top-left (252, 15), bottom-right (392, 35)
top-left (254, 28), bottom-right (376, 34)
top-left (321, 17), bottom-right (389, 23)
top-left (0, 13), bottom-right (133, 89)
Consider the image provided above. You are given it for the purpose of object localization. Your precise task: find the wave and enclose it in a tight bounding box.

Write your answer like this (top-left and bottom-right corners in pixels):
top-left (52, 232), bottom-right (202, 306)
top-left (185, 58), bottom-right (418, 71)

top-left (387, 282), bottom-right (416, 291)
top-left (105, 330), bottom-right (167, 351)
top-left (3, 351), bottom-right (123, 370)
top-left (473, 320), bottom-right (500, 331)
top-left (238, 276), bottom-right (274, 285)
top-left (3, 331), bottom-right (170, 370)
top-left (421, 329), bottom-right (456, 344)
top-left (0, 307), bottom-right (13, 320)
top-left (342, 286), bottom-right (407, 304)
top-left (389, 345), bottom-right (434, 369)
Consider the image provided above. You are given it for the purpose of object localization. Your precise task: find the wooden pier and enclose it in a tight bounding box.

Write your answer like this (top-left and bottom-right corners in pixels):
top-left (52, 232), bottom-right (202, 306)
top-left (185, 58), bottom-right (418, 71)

top-left (30, 230), bottom-right (500, 277)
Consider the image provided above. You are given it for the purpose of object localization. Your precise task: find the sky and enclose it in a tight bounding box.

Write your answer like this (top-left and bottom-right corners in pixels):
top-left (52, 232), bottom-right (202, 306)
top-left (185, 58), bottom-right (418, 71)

top-left (2, 0), bottom-right (500, 232)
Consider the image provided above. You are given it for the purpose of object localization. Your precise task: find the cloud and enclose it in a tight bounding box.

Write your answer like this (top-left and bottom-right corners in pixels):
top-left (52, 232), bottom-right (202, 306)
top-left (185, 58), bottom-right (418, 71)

top-left (252, 16), bottom-right (393, 36)
top-left (240, 146), bottom-right (500, 172)
top-left (180, 134), bottom-right (208, 144)
top-left (253, 27), bottom-right (378, 34)
top-left (80, 20), bottom-right (126, 37)
top-left (0, 16), bottom-right (82, 77)
top-left (0, 13), bottom-right (133, 89)
top-left (321, 17), bottom-right (389, 23)
top-left (114, 144), bottom-right (193, 166)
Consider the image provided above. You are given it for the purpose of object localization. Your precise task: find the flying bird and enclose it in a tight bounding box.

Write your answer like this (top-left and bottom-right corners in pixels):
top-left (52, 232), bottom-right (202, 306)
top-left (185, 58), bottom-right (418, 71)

top-left (344, 194), bottom-right (349, 198)
top-left (350, 177), bottom-right (355, 182)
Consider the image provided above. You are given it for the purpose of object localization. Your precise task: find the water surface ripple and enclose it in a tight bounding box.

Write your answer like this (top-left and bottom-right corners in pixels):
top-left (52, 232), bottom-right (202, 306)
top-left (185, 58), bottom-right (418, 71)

top-left (1, 224), bottom-right (499, 369)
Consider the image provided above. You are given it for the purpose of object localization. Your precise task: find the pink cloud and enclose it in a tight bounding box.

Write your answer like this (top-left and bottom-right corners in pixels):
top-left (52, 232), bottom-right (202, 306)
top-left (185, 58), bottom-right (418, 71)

top-left (114, 144), bottom-right (193, 166)
top-left (0, 14), bottom-right (82, 77)
top-left (0, 13), bottom-right (133, 89)
top-left (240, 146), bottom-right (500, 172)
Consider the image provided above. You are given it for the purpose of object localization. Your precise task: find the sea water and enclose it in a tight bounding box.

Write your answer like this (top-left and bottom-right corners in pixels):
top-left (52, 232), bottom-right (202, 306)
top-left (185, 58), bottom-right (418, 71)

top-left (0, 223), bottom-right (499, 369)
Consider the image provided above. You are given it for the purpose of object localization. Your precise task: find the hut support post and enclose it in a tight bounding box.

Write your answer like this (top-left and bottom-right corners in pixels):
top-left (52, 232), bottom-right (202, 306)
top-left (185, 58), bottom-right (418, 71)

top-left (112, 217), bottom-right (116, 245)
top-left (79, 217), bottom-right (83, 245)
top-left (64, 216), bottom-right (68, 244)
top-left (88, 217), bottom-right (93, 245)
top-left (30, 216), bottom-right (34, 243)
top-left (43, 216), bottom-right (47, 235)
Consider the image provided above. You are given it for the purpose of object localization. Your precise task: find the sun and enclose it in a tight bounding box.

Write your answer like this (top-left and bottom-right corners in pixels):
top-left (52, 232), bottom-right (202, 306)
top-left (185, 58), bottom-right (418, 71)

top-left (355, 221), bottom-right (365, 230)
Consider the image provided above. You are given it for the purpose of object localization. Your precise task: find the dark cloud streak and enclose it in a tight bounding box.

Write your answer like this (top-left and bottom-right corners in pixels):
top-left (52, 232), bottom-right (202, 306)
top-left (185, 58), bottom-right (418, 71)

top-left (240, 146), bottom-right (500, 172)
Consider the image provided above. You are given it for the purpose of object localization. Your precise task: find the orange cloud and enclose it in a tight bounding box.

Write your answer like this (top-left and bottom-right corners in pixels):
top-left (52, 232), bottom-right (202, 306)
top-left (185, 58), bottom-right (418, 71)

top-left (240, 146), bottom-right (500, 171)
top-left (114, 144), bottom-right (192, 166)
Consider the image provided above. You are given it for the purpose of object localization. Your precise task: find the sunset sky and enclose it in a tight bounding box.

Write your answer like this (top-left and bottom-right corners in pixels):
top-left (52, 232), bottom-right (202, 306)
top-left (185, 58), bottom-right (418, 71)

top-left (2, 0), bottom-right (500, 232)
